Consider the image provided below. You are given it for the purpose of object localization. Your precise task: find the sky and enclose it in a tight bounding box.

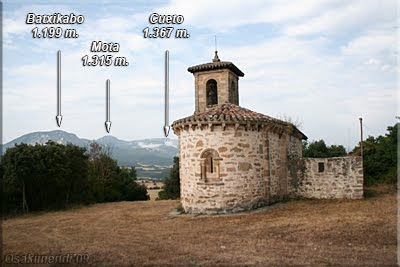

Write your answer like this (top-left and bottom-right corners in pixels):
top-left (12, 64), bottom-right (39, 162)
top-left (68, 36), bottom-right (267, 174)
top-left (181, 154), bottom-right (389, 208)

top-left (3, 0), bottom-right (398, 150)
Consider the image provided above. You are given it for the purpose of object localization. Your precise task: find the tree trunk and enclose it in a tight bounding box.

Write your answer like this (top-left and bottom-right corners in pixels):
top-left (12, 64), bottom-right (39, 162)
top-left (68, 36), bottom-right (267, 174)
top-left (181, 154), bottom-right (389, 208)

top-left (22, 181), bottom-right (29, 212)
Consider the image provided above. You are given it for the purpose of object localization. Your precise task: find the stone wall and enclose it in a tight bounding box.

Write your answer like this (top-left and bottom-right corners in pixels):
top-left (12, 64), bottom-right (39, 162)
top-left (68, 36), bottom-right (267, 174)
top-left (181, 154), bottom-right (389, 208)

top-left (287, 135), bottom-right (303, 196)
top-left (194, 69), bottom-right (239, 112)
top-left (176, 123), bottom-right (304, 214)
top-left (263, 131), bottom-right (284, 202)
top-left (175, 120), bottom-right (363, 215)
top-left (177, 124), bottom-right (267, 214)
top-left (228, 72), bottom-right (239, 105)
top-left (296, 157), bottom-right (363, 199)
top-left (263, 131), bottom-right (303, 202)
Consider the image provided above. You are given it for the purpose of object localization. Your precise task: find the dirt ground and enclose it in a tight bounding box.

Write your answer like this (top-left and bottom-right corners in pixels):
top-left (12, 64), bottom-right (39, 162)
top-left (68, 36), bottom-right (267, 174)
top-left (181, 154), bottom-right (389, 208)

top-left (142, 181), bottom-right (163, 201)
top-left (2, 186), bottom-right (397, 266)
top-left (147, 189), bottom-right (161, 200)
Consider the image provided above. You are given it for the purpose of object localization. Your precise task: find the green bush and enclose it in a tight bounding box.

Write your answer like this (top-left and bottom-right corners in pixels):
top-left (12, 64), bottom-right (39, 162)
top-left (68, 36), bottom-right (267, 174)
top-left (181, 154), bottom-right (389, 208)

top-left (352, 123), bottom-right (398, 185)
top-left (158, 156), bottom-right (180, 200)
top-left (302, 140), bottom-right (347, 158)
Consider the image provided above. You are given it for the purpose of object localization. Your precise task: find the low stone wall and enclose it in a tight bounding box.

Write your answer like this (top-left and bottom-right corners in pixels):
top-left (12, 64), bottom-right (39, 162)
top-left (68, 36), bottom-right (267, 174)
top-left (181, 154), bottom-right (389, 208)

top-left (296, 156), bottom-right (363, 199)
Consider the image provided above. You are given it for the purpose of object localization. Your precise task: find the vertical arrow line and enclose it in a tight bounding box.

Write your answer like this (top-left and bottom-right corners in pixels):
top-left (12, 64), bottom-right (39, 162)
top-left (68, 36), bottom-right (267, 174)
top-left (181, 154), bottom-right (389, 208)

top-left (55, 50), bottom-right (63, 127)
top-left (165, 50), bottom-right (169, 127)
top-left (163, 50), bottom-right (170, 137)
top-left (106, 79), bottom-right (110, 122)
top-left (57, 50), bottom-right (61, 116)
top-left (105, 79), bottom-right (111, 133)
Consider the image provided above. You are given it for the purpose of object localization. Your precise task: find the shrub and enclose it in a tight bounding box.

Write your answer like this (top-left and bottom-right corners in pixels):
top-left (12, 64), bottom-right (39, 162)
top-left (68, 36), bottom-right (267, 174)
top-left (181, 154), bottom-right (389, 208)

top-left (158, 157), bottom-right (180, 200)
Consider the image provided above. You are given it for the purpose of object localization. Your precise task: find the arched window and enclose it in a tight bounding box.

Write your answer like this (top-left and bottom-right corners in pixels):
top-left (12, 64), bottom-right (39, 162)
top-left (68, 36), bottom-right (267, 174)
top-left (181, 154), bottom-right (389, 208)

top-left (229, 81), bottom-right (237, 104)
top-left (200, 148), bottom-right (222, 182)
top-left (206, 79), bottom-right (218, 106)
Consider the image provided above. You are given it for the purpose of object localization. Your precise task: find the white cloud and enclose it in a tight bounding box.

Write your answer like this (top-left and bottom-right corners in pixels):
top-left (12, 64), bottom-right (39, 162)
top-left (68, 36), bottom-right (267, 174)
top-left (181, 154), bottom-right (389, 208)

top-left (2, 1), bottom-right (397, 148)
top-left (342, 30), bottom-right (396, 56)
top-left (159, 0), bottom-right (397, 37)
top-left (158, 0), bottom-right (327, 29)
top-left (285, 1), bottom-right (397, 36)
top-left (215, 29), bottom-right (396, 146)
top-left (4, 4), bottom-right (77, 37)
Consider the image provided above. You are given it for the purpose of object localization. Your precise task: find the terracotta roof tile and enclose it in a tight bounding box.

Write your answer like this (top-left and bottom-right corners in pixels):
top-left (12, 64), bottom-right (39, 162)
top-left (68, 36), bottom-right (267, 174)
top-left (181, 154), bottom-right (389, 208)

top-left (172, 103), bottom-right (307, 139)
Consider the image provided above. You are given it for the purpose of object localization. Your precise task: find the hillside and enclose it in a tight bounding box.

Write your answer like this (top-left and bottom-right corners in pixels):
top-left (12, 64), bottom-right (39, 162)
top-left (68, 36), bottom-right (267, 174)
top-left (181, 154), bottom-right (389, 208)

top-left (3, 187), bottom-right (396, 266)
top-left (3, 130), bottom-right (178, 179)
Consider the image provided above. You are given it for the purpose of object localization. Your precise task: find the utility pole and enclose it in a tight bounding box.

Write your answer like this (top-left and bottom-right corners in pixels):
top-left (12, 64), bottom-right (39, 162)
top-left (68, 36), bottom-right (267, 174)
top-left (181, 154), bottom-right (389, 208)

top-left (359, 117), bottom-right (363, 158)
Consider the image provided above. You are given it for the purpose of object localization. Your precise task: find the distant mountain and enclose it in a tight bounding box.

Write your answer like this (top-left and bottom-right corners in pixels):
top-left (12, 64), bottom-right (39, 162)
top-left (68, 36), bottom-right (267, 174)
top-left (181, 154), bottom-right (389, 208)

top-left (3, 130), bottom-right (178, 178)
top-left (3, 130), bottom-right (91, 148)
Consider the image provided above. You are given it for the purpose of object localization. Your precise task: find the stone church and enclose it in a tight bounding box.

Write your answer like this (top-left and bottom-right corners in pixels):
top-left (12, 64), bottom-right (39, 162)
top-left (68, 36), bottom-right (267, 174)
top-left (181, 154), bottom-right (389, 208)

top-left (172, 52), bottom-right (363, 214)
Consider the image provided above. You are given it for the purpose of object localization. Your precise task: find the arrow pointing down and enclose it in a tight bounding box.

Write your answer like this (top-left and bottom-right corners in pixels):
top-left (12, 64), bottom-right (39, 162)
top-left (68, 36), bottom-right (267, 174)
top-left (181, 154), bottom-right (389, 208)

top-left (56, 50), bottom-right (63, 127)
top-left (105, 79), bottom-right (112, 133)
top-left (163, 50), bottom-right (170, 137)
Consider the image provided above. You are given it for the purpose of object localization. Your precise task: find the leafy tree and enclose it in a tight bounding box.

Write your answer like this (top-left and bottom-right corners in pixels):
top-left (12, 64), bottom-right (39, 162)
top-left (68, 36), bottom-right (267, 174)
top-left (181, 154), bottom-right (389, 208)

top-left (352, 123), bottom-right (397, 185)
top-left (87, 152), bottom-right (149, 202)
top-left (117, 168), bottom-right (148, 201)
top-left (1, 142), bottom-right (89, 214)
top-left (303, 140), bottom-right (347, 158)
top-left (328, 145), bottom-right (347, 157)
top-left (2, 141), bottom-right (149, 215)
top-left (88, 154), bottom-right (122, 202)
top-left (129, 166), bottom-right (137, 180)
top-left (158, 156), bottom-right (180, 200)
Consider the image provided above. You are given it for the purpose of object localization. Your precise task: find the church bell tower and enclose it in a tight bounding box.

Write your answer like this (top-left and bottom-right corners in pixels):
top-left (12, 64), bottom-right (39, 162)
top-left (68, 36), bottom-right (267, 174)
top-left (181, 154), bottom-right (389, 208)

top-left (187, 51), bottom-right (245, 113)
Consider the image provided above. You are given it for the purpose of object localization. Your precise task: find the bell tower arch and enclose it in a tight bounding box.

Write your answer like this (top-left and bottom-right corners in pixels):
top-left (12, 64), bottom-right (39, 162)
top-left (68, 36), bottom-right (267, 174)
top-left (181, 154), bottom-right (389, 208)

top-left (188, 51), bottom-right (244, 113)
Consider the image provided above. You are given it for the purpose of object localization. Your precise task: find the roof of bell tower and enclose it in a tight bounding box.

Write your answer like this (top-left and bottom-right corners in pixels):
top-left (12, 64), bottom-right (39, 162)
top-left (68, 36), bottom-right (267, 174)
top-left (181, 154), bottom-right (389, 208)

top-left (187, 51), bottom-right (245, 77)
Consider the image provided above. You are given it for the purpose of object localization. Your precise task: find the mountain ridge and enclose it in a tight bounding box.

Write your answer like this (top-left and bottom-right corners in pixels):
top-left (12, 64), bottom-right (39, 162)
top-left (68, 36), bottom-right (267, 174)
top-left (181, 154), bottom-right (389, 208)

top-left (3, 130), bottom-right (178, 179)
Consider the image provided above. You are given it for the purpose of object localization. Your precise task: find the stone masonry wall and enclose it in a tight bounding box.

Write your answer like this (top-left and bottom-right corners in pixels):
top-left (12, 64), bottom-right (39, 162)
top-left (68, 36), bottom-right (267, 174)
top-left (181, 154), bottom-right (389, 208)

top-left (263, 131), bottom-right (283, 202)
top-left (194, 69), bottom-right (239, 112)
top-left (263, 131), bottom-right (303, 202)
top-left (177, 124), bottom-right (266, 214)
top-left (176, 120), bottom-right (362, 214)
top-left (287, 135), bottom-right (303, 196)
top-left (296, 157), bottom-right (363, 199)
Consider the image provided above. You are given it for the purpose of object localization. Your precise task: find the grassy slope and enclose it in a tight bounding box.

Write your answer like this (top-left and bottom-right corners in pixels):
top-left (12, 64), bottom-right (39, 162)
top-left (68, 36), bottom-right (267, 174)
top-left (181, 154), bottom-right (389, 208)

top-left (3, 186), bottom-right (396, 266)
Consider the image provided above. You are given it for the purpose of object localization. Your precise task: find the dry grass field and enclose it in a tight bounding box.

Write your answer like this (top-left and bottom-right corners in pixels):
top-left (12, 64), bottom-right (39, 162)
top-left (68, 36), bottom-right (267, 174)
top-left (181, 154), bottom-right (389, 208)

top-left (3, 185), bottom-right (397, 266)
